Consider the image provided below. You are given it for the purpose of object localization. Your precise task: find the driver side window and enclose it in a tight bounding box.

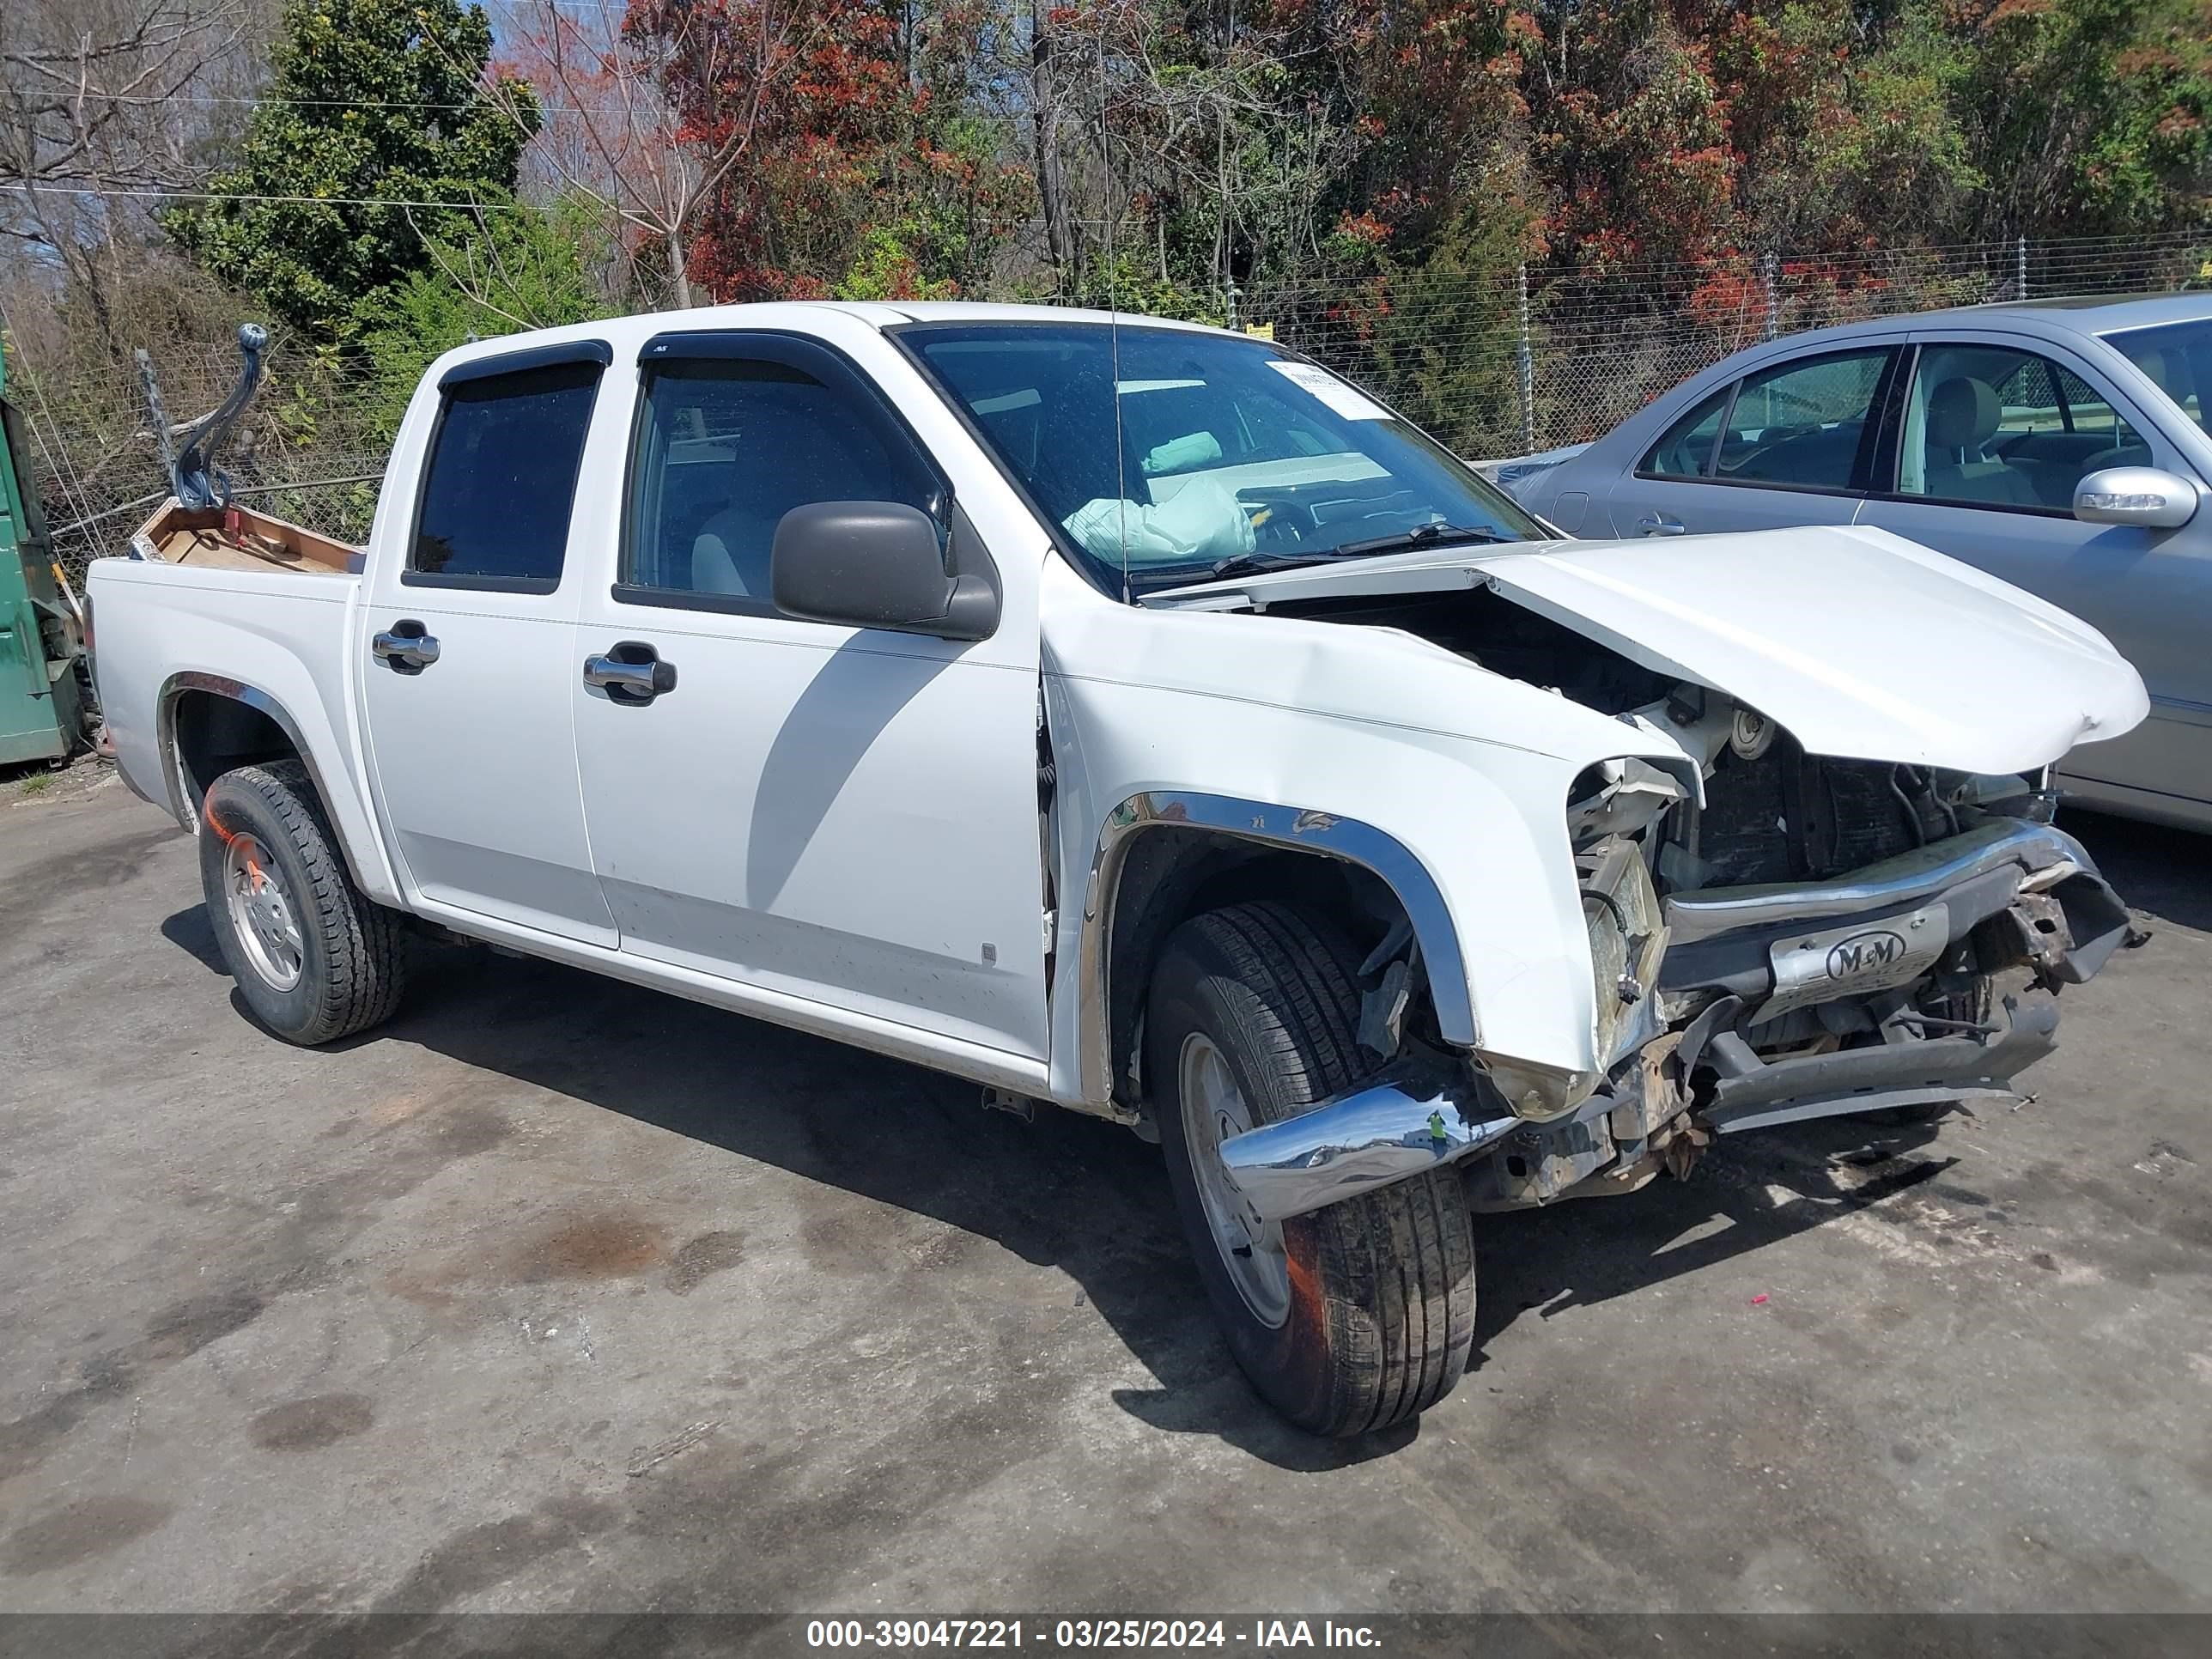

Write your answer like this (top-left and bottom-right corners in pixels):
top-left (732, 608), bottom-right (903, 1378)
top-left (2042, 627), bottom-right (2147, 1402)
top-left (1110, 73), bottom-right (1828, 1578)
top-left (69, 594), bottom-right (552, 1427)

top-left (621, 353), bottom-right (942, 616)
top-left (1893, 343), bottom-right (2148, 512)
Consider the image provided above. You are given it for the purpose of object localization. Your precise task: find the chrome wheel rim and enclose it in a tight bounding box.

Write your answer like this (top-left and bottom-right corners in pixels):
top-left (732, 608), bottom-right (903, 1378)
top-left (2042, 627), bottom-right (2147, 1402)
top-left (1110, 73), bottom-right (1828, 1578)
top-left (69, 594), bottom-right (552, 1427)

top-left (1179, 1031), bottom-right (1291, 1328)
top-left (223, 831), bottom-right (304, 991)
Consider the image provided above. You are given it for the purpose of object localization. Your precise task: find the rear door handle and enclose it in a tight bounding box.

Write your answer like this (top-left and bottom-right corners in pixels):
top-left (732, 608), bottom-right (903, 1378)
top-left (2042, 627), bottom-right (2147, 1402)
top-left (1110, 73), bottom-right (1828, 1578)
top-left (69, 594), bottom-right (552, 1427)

top-left (1637, 514), bottom-right (1686, 538)
top-left (372, 621), bottom-right (441, 673)
top-left (584, 641), bottom-right (678, 704)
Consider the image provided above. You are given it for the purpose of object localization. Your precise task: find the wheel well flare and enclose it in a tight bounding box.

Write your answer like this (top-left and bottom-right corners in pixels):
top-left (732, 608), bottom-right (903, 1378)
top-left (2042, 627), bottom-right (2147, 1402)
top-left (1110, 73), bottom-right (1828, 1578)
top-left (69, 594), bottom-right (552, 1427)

top-left (1078, 793), bottom-right (1474, 1109)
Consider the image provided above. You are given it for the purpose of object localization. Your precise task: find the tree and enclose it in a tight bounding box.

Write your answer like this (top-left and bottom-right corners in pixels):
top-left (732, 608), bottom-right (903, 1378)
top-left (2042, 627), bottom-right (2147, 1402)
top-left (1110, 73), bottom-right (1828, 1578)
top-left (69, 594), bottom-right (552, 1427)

top-left (1960, 0), bottom-right (2212, 237)
top-left (635, 0), bottom-right (1030, 302)
top-left (495, 0), bottom-right (800, 309)
top-left (653, 0), bottom-right (927, 301)
top-left (354, 195), bottom-right (611, 434)
top-left (0, 0), bottom-right (254, 349)
top-left (163, 0), bottom-right (539, 337)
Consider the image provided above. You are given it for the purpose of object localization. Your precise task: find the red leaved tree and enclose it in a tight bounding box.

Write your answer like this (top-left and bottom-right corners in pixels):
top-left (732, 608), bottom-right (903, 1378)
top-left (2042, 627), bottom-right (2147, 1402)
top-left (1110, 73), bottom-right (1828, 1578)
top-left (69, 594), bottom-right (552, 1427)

top-left (493, 0), bottom-right (801, 307)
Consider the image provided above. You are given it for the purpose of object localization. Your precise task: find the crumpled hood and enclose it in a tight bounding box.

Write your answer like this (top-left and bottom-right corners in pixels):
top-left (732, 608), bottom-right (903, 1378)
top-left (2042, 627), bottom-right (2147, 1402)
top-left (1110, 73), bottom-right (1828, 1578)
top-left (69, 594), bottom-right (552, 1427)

top-left (1148, 524), bottom-right (2149, 775)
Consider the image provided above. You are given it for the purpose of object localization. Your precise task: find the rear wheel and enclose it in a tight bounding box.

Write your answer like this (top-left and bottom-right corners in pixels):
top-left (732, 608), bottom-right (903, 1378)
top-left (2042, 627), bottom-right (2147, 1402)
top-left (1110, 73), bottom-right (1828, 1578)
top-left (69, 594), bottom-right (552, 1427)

top-left (1148, 902), bottom-right (1476, 1437)
top-left (198, 761), bottom-right (407, 1045)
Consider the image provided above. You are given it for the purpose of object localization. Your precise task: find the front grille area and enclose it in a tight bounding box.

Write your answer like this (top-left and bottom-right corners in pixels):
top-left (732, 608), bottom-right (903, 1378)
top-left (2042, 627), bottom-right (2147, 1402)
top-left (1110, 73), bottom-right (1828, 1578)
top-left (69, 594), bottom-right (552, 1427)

top-left (1691, 737), bottom-right (1924, 888)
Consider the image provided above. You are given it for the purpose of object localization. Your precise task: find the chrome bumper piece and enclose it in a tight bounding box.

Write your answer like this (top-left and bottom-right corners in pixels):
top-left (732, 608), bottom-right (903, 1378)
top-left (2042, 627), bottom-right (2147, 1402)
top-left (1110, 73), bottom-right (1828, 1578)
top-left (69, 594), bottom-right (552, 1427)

top-left (1662, 818), bottom-right (2094, 945)
top-left (1217, 1066), bottom-right (1518, 1227)
top-left (1661, 815), bottom-right (2131, 1019)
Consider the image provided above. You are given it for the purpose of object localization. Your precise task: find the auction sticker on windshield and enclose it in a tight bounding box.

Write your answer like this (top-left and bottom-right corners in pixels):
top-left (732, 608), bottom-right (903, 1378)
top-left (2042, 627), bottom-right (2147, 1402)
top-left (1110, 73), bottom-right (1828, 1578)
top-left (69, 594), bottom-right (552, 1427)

top-left (1266, 360), bottom-right (1391, 420)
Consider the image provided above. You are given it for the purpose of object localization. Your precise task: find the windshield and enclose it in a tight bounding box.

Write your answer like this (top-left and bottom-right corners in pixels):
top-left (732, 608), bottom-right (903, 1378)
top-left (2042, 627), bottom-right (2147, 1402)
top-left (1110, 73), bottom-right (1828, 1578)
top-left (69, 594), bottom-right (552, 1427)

top-left (2101, 317), bottom-right (2212, 436)
top-left (896, 321), bottom-right (1544, 592)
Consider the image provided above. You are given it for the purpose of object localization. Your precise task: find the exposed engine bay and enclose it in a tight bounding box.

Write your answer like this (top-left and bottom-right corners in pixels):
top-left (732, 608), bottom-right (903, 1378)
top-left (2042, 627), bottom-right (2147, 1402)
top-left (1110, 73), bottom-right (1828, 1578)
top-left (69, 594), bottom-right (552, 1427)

top-left (1255, 585), bottom-right (2141, 1210)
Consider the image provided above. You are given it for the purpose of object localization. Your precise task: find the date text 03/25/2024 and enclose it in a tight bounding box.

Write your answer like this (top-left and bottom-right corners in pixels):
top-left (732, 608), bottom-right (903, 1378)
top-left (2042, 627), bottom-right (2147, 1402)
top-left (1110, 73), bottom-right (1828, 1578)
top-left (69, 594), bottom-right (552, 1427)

top-left (804, 1620), bottom-right (1384, 1650)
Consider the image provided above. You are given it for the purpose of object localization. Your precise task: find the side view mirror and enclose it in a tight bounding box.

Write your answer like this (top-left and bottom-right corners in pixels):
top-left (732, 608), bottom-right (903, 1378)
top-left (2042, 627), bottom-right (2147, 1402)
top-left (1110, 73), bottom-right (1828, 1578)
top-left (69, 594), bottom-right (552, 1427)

top-left (2073, 465), bottom-right (2200, 531)
top-left (771, 501), bottom-right (1000, 641)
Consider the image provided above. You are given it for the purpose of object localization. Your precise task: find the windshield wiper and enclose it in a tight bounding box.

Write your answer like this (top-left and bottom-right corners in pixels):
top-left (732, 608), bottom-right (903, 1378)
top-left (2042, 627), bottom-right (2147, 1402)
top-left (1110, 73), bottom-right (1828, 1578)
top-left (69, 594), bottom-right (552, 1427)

top-left (1202, 551), bottom-right (1341, 580)
top-left (1138, 526), bottom-right (1510, 589)
top-left (1333, 522), bottom-right (1510, 557)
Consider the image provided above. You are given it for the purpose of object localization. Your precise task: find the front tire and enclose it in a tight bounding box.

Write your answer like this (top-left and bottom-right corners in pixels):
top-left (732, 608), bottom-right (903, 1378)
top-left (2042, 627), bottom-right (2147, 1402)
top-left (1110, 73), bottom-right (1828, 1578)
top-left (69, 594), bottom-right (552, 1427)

top-left (198, 760), bottom-right (407, 1046)
top-left (1148, 902), bottom-right (1476, 1437)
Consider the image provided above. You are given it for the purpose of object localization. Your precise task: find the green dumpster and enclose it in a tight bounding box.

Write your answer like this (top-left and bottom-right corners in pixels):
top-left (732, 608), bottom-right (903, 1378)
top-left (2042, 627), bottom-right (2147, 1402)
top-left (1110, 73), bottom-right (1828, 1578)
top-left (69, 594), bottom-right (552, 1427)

top-left (0, 343), bottom-right (87, 766)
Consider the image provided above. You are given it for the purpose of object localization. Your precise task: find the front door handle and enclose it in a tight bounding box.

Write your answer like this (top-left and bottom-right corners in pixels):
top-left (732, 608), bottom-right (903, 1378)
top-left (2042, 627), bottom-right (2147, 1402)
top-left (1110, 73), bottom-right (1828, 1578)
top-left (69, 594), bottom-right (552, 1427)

top-left (372, 621), bottom-right (441, 673)
top-left (584, 641), bottom-right (678, 704)
top-left (1637, 514), bottom-right (1686, 538)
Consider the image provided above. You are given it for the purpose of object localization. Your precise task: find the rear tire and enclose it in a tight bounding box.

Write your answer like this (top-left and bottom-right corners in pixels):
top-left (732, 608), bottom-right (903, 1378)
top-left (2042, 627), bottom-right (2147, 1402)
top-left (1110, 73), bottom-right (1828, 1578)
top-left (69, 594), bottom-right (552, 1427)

top-left (198, 760), bottom-right (407, 1046)
top-left (1148, 901), bottom-right (1476, 1437)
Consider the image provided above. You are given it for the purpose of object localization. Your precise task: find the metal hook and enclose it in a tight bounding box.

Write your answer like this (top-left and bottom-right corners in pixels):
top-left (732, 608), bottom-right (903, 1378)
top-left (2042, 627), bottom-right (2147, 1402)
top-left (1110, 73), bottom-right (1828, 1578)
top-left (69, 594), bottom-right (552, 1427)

top-left (170, 322), bottom-right (269, 508)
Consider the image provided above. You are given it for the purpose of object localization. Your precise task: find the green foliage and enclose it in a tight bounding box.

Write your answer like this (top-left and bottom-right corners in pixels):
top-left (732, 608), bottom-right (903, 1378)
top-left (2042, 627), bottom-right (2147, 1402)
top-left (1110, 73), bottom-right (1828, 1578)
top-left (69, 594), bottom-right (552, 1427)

top-left (1063, 255), bottom-right (1230, 326)
top-left (1815, 5), bottom-right (1984, 239)
top-left (1960, 0), bottom-right (2212, 235)
top-left (163, 0), bottom-right (538, 338)
top-left (352, 198), bottom-right (611, 437)
top-left (1574, 0), bottom-right (2207, 255)
top-left (831, 226), bottom-right (963, 303)
top-left (152, 0), bottom-right (2210, 372)
top-left (1336, 201), bottom-right (1534, 459)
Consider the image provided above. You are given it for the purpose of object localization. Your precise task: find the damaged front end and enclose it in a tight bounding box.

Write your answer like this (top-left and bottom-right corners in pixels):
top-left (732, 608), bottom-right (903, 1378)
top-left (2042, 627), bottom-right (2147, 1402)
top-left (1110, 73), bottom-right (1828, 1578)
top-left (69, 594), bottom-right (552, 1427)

top-left (1187, 547), bottom-right (2148, 1229)
top-left (1461, 718), bottom-right (2135, 1212)
top-left (1217, 698), bottom-right (2136, 1231)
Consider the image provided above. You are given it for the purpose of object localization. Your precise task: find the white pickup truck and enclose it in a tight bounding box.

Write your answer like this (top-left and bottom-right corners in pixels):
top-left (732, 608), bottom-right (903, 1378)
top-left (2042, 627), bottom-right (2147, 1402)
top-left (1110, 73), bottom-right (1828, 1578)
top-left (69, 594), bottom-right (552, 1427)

top-left (90, 302), bottom-right (2148, 1436)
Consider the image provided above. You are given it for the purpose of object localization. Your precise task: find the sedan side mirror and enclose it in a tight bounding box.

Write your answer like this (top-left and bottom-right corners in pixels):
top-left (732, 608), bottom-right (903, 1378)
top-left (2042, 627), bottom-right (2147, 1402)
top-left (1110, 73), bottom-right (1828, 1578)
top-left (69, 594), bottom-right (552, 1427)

top-left (2073, 466), bottom-right (2200, 531)
top-left (771, 501), bottom-right (1000, 641)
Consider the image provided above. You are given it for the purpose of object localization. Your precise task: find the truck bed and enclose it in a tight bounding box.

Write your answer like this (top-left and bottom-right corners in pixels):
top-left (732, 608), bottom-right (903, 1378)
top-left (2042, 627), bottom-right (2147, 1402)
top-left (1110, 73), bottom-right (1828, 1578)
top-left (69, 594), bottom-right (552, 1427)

top-left (130, 501), bottom-right (361, 575)
top-left (87, 517), bottom-right (395, 903)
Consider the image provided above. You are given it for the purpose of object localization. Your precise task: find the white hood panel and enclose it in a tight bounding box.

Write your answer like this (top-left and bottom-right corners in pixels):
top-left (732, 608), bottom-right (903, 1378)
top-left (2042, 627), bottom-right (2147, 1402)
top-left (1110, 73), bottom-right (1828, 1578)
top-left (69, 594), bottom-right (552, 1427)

top-left (1154, 524), bottom-right (2150, 775)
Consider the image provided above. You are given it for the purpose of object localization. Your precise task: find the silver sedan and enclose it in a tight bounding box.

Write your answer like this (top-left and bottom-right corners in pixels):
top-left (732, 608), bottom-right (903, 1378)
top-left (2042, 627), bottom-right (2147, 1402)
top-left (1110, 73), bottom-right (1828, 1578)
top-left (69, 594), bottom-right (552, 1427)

top-left (1510, 293), bottom-right (2212, 830)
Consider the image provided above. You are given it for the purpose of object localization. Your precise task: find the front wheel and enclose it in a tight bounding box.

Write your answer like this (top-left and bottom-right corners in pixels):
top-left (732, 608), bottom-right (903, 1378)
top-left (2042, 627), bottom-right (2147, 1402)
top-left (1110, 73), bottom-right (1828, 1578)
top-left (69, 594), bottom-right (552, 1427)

top-left (198, 760), bottom-right (407, 1045)
top-left (1148, 902), bottom-right (1477, 1437)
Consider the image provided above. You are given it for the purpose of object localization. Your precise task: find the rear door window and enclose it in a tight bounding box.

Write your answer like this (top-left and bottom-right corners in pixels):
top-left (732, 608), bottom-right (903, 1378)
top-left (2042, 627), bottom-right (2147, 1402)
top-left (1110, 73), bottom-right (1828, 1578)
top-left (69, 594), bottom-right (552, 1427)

top-left (409, 357), bottom-right (604, 592)
top-left (1639, 385), bottom-right (1732, 478)
top-left (1712, 349), bottom-right (1891, 490)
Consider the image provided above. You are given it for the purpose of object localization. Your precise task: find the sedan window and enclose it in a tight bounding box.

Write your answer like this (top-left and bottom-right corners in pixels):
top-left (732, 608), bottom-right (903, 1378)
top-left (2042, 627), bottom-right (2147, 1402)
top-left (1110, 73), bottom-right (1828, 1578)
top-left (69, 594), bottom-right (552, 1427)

top-left (1640, 385), bottom-right (1731, 478)
top-left (1895, 343), bottom-right (2147, 511)
top-left (2101, 317), bottom-right (2211, 436)
top-left (1715, 349), bottom-right (1890, 489)
top-left (1638, 348), bottom-right (1889, 492)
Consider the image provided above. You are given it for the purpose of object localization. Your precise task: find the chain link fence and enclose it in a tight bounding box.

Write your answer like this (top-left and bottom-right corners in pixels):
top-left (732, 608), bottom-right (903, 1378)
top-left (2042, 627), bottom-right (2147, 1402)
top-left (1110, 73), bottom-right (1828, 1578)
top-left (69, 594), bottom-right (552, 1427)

top-left (15, 228), bottom-right (2210, 585)
top-left (1246, 229), bottom-right (2212, 465)
top-left (12, 335), bottom-right (390, 586)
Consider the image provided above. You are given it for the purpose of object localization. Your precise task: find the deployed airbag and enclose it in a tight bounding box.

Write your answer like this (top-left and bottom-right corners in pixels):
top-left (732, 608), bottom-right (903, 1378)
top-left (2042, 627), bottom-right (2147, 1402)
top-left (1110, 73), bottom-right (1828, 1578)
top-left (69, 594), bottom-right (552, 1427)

top-left (1063, 477), bottom-right (1255, 567)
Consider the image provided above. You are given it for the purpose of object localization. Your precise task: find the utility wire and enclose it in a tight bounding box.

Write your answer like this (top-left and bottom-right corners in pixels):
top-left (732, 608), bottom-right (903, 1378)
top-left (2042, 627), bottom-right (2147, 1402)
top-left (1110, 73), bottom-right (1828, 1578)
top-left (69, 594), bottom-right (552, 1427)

top-left (2, 181), bottom-right (556, 213)
top-left (90, 92), bottom-right (672, 118)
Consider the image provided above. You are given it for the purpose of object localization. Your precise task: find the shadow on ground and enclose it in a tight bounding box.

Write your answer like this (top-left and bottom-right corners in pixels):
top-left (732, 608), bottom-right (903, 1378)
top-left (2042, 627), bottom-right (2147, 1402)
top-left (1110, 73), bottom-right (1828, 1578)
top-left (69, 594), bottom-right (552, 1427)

top-left (161, 903), bottom-right (228, 973)
top-left (157, 906), bottom-right (1984, 1468)
top-left (2060, 807), bottom-right (2212, 933)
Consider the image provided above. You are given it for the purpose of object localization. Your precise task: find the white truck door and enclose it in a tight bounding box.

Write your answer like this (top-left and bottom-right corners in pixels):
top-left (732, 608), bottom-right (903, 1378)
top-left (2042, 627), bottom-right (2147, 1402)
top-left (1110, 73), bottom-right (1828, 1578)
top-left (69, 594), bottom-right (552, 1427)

top-left (569, 325), bottom-right (1049, 1060)
top-left (358, 341), bottom-right (617, 945)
